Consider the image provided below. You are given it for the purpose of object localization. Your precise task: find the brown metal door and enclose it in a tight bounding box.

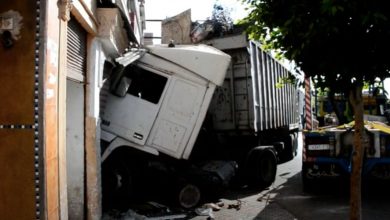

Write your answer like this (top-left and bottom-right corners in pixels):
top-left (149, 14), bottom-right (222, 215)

top-left (0, 1), bottom-right (42, 219)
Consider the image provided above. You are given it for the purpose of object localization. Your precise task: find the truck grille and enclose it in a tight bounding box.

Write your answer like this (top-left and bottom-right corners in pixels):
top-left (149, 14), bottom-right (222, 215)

top-left (338, 130), bottom-right (376, 158)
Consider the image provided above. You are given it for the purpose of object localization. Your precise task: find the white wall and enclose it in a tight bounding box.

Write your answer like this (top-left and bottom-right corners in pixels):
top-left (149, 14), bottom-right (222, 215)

top-left (66, 79), bottom-right (85, 220)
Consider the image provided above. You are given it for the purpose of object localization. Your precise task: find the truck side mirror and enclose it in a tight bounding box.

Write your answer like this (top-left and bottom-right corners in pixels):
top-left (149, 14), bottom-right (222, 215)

top-left (113, 77), bottom-right (131, 97)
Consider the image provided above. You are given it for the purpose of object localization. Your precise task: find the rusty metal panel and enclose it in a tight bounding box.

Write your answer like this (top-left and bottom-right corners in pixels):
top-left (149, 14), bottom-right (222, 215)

top-left (0, 1), bottom-right (42, 219)
top-left (0, 3), bottom-right (36, 125)
top-left (0, 129), bottom-right (35, 219)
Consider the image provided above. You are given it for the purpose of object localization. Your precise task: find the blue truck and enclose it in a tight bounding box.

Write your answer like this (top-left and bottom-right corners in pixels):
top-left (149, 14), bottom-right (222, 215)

top-left (302, 93), bottom-right (390, 189)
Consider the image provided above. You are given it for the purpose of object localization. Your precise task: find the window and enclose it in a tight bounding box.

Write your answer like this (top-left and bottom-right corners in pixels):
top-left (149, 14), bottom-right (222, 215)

top-left (124, 65), bottom-right (168, 104)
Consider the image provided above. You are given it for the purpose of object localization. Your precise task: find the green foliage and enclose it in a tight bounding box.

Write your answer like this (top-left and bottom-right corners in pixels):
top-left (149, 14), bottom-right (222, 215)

top-left (212, 2), bottom-right (233, 25)
top-left (239, 0), bottom-right (390, 89)
top-left (276, 75), bottom-right (297, 88)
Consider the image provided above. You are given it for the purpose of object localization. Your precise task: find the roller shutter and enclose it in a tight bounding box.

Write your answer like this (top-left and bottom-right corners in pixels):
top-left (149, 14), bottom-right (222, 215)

top-left (67, 17), bottom-right (87, 82)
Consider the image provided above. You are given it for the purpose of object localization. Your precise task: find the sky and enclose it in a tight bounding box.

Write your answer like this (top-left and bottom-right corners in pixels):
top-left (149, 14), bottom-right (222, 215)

top-left (144, 0), bottom-right (249, 39)
top-left (143, 0), bottom-right (390, 95)
top-left (144, 0), bottom-right (248, 21)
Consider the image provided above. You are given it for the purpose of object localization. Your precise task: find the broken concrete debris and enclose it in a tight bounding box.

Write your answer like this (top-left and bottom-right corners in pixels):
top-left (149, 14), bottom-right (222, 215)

top-left (227, 199), bottom-right (242, 211)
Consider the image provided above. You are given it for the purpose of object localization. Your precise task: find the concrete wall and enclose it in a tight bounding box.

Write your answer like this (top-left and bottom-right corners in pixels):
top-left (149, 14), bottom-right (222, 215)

top-left (66, 79), bottom-right (85, 219)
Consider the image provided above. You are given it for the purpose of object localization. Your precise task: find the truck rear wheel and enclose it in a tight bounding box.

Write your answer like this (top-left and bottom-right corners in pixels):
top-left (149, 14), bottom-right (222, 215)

top-left (301, 165), bottom-right (314, 192)
top-left (246, 146), bottom-right (277, 189)
top-left (280, 133), bottom-right (297, 162)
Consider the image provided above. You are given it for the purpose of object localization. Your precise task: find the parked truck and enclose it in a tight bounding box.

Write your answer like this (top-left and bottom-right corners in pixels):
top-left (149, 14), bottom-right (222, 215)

top-left (100, 34), bottom-right (301, 209)
top-left (302, 89), bottom-right (390, 190)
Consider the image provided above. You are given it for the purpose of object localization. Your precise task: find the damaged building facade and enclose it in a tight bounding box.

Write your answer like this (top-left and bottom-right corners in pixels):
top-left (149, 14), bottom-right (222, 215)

top-left (0, 0), bottom-right (145, 219)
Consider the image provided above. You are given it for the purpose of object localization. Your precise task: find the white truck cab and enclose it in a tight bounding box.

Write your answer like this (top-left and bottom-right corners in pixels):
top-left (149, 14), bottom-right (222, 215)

top-left (101, 44), bottom-right (231, 160)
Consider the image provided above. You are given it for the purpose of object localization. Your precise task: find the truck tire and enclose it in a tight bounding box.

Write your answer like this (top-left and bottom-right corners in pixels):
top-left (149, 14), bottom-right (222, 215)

top-left (280, 134), bottom-right (296, 162)
top-left (177, 183), bottom-right (201, 209)
top-left (102, 151), bottom-right (139, 209)
top-left (246, 146), bottom-right (277, 189)
top-left (301, 165), bottom-right (314, 192)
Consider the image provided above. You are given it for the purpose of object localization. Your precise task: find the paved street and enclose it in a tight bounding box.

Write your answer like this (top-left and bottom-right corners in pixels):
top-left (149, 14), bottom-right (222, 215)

top-left (104, 132), bottom-right (390, 219)
top-left (192, 132), bottom-right (390, 220)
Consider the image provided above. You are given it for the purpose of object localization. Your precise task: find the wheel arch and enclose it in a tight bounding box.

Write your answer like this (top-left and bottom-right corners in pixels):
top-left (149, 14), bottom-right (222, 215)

top-left (101, 136), bottom-right (159, 162)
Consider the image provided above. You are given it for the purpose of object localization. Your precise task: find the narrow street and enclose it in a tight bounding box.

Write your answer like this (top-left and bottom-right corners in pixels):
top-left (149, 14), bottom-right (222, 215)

top-left (102, 132), bottom-right (390, 219)
top-left (191, 132), bottom-right (390, 220)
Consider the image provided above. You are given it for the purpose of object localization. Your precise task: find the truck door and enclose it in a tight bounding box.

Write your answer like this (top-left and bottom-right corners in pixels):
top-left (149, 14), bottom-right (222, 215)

top-left (148, 77), bottom-right (207, 158)
top-left (102, 65), bottom-right (168, 145)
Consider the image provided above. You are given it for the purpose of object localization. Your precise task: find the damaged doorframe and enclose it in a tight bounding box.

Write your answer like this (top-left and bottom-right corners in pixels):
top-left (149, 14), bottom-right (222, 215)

top-left (58, 0), bottom-right (72, 22)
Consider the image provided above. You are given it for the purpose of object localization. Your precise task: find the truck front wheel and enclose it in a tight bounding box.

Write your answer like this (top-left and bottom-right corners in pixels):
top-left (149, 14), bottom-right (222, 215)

top-left (246, 146), bottom-right (277, 189)
top-left (177, 183), bottom-right (201, 209)
top-left (102, 150), bottom-right (140, 210)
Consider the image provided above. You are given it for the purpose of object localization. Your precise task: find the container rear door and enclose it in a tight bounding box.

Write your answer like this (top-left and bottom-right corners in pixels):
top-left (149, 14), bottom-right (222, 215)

top-left (208, 49), bottom-right (254, 131)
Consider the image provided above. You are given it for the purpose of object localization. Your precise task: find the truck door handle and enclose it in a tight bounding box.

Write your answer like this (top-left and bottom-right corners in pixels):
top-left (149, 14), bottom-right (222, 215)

top-left (133, 132), bottom-right (143, 140)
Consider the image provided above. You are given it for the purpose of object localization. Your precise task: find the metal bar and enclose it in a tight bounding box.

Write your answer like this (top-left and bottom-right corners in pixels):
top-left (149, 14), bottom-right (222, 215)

top-left (293, 83), bottom-right (298, 124)
top-left (144, 36), bottom-right (162, 39)
top-left (276, 63), bottom-right (281, 127)
top-left (229, 61), bottom-right (236, 128)
top-left (264, 52), bottom-right (270, 129)
top-left (286, 70), bottom-right (292, 124)
top-left (283, 68), bottom-right (288, 126)
top-left (245, 47), bottom-right (253, 130)
top-left (260, 50), bottom-right (267, 130)
top-left (280, 65), bottom-right (285, 127)
top-left (269, 58), bottom-right (274, 128)
top-left (260, 51), bottom-right (267, 130)
top-left (146, 19), bottom-right (164, 22)
top-left (271, 59), bottom-right (277, 128)
top-left (254, 44), bottom-right (263, 131)
top-left (267, 54), bottom-right (273, 129)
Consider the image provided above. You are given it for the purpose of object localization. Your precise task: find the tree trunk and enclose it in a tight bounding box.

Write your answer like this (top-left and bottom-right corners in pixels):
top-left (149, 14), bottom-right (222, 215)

top-left (349, 85), bottom-right (364, 220)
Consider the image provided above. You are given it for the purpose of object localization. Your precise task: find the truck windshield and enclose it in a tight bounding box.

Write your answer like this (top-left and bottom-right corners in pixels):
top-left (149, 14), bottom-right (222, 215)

top-left (125, 65), bottom-right (168, 104)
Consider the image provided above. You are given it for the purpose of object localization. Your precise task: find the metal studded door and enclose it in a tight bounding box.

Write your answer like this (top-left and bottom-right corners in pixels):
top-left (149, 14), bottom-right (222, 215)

top-left (0, 1), bottom-right (42, 219)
